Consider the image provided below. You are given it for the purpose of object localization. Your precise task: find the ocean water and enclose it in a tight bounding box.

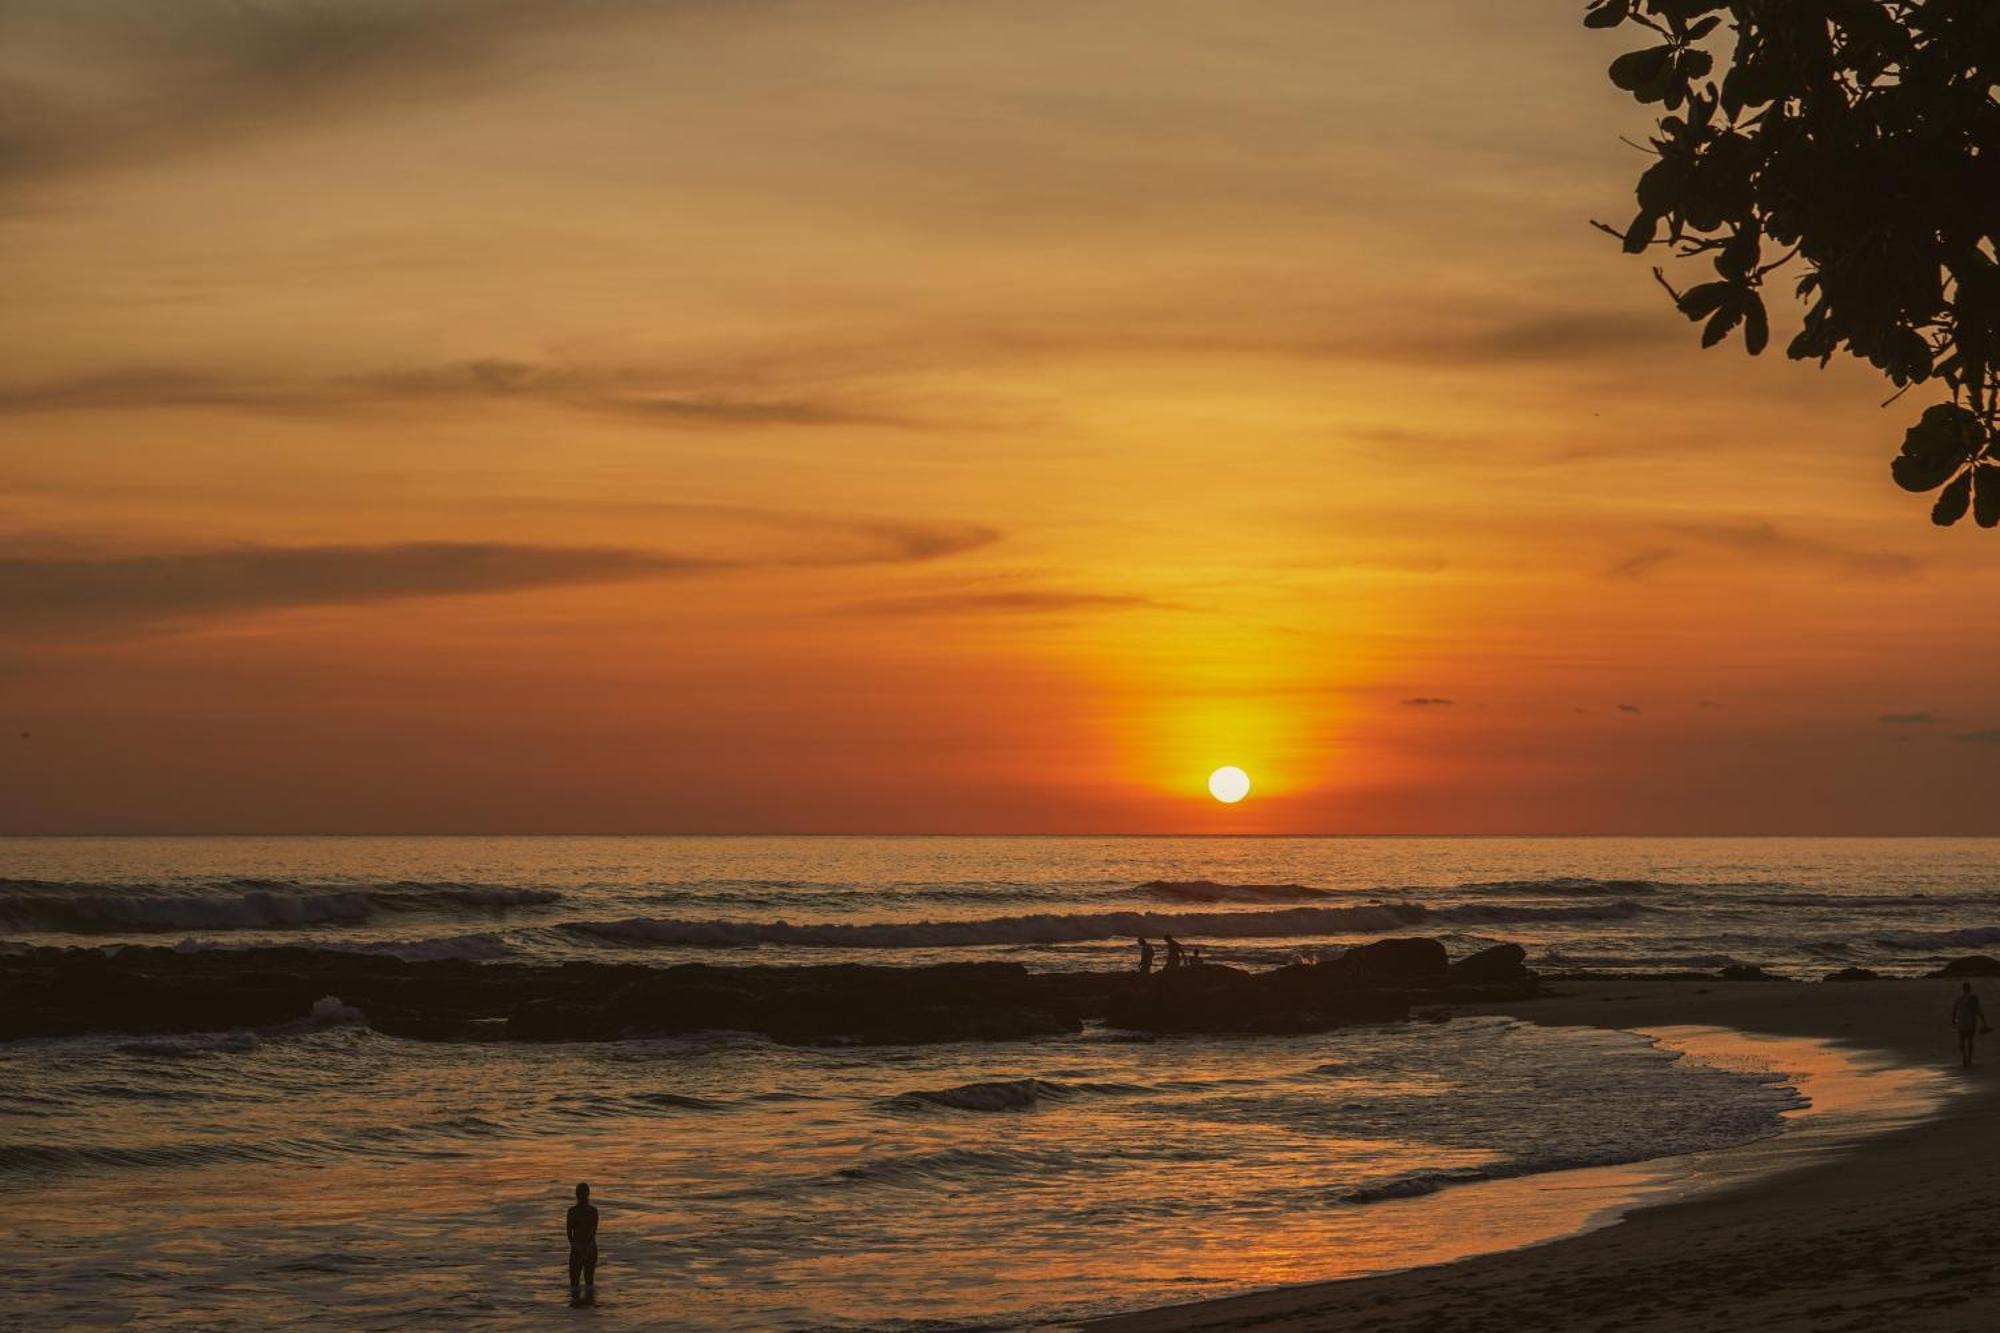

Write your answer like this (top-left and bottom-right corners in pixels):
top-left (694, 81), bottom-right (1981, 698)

top-left (0, 836), bottom-right (1991, 1327)
top-left (3, 835), bottom-right (1997, 975)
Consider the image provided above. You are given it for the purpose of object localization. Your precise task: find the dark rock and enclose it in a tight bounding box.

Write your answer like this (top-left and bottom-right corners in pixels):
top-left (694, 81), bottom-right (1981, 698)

top-left (1324, 937), bottom-right (1449, 987)
top-left (1102, 962), bottom-right (1410, 1034)
top-left (1822, 966), bottom-right (1881, 983)
top-left (1717, 964), bottom-right (1783, 982)
top-left (1447, 943), bottom-right (1532, 986)
top-left (0, 945), bottom-right (1411, 1045)
top-left (1932, 956), bottom-right (2000, 978)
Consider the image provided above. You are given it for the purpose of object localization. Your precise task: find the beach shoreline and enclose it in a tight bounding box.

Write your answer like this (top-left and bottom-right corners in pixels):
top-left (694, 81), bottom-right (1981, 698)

top-left (1086, 977), bottom-right (2000, 1332)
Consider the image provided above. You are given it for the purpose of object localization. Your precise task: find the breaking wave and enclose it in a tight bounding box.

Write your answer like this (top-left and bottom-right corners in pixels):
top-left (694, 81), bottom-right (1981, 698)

top-left (1130, 880), bottom-right (1337, 903)
top-left (0, 880), bottom-right (561, 934)
top-left (565, 900), bottom-right (1648, 950)
top-left (884, 1077), bottom-right (1147, 1113)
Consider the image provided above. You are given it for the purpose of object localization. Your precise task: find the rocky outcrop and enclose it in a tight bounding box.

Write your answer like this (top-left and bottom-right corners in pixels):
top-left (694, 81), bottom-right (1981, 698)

top-left (0, 937), bottom-right (1541, 1045)
top-left (1931, 955), bottom-right (2000, 978)
top-left (1823, 966), bottom-right (1881, 982)
top-left (1322, 937), bottom-right (1449, 986)
top-left (0, 948), bottom-right (1084, 1046)
top-left (1102, 963), bottom-right (1411, 1035)
top-left (1718, 964), bottom-right (1784, 982)
top-left (1447, 943), bottom-right (1531, 986)
top-left (1098, 939), bottom-right (1539, 1035)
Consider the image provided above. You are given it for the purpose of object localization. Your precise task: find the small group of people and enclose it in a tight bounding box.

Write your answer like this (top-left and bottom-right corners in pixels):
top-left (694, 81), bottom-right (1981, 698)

top-left (1135, 935), bottom-right (1202, 975)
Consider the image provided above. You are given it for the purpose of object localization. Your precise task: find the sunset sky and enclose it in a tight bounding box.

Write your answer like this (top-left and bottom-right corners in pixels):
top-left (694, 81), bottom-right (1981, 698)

top-left (5, 0), bottom-right (1999, 834)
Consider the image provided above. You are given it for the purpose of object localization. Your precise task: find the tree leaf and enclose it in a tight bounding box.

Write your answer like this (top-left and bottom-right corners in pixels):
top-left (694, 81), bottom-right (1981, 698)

top-left (1623, 208), bottom-right (1659, 253)
top-left (1609, 46), bottom-right (1674, 92)
top-left (1584, 0), bottom-right (1630, 29)
top-left (1677, 281), bottom-right (1733, 320)
top-left (1741, 293), bottom-right (1769, 355)
top-left (1933, 470), bottom-right (1973, 525)
top-left (1891, 404), bottom-right (1984, 493)
top-left (1701, 301), bottom-right (1743, 348)
top-left (1977, 466), bottom-right (2000, 529)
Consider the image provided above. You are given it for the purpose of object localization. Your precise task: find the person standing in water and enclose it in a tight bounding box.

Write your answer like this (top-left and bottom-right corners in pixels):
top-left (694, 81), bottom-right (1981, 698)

top-left (1136, 938), bottom-right (1155, 975)
top-left (566, 1182), bottom-right (600, 1304)
top-left (1163, 936), bottom-right (1184, 971)
top-left (1952, 982), bottom-right (1990, 1068)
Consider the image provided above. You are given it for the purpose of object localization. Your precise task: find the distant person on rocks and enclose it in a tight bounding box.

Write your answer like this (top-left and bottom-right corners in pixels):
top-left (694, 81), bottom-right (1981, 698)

top-left (1953, 982), bottom-right (1991, 1068)
top-left (566, 1182), bottom-right (600, 1305)
top-left (1163, 936), bottom-right (1184, 971)
top-left (1136, 938), bottom-right (1155, 975)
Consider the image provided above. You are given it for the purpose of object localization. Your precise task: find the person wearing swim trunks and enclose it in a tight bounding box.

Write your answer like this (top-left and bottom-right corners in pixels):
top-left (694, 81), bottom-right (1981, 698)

top-left (566, 1181), bottom-right (599, 1304)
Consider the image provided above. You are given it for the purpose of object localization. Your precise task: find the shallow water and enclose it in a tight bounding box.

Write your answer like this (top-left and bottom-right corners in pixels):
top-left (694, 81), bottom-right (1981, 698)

top-left (3, 1014), bottom-right (1816, 1329)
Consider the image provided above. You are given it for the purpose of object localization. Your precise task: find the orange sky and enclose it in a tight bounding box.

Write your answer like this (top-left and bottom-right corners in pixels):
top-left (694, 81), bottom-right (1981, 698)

top-left (4, 0), bottom-right (1999, 834)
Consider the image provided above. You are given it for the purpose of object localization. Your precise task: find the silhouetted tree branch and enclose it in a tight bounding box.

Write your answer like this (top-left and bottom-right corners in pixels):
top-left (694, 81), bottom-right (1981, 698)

top-left (1588, 0), bottom-right (2000, 525)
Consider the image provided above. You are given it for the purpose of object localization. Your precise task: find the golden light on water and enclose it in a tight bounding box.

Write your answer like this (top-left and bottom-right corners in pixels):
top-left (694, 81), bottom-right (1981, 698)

top-left (1207, 766), bottom-right (1252, 804)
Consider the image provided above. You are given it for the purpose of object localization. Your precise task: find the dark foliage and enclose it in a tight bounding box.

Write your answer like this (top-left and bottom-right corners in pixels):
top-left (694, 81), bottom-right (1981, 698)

top-left (1588, 0), bottom-right (2000, 523)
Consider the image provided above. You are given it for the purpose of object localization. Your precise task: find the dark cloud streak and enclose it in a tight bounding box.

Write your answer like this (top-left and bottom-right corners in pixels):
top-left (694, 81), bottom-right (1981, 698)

top-left (0, 361), bottom-right (916, 429)
top-left (842, 589), bottom-right (1164, 617)
top-left (0, 1), bottom-right (667, 189)
top-left (3, 517), bottom-right (998, 635)
top-left (1, 542), bottom-right (694, 635)
top-left (1608, 523), bottom-right (1922, 582)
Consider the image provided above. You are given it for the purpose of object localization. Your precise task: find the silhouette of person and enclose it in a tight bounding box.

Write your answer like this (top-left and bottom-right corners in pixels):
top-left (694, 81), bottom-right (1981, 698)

top-left (1952, 982), bottom-right (1990, 1068)
top-left (566, 1182), bottom-right (599, 1304)
top-left (1163, 936), bottom-right (1184, 971)
top-left (1136, 938), bottom-right (1155, 975)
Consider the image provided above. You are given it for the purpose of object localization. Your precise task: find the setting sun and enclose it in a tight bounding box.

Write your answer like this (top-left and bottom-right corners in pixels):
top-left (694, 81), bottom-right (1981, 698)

top-left (1207, 766), bottom-right (1252, 804)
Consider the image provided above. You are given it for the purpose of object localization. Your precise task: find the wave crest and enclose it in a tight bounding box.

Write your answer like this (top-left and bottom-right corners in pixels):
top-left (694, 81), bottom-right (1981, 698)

top-left (1131, 880), bottom-right (1336, 903)
top-left (565, 900), bottom-right (1643, 950)
top-left (0, 880), bottom-right (561, 934)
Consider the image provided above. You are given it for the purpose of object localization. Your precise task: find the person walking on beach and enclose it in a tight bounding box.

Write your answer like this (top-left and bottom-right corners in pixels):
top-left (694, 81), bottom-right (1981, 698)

top-left (566, 1182), bottom-right (600, 1305)
top-left (1163, 936), bottom-right (1184, 971)
top-left (1136, 938), bottom-right (1155, 975)
top-left (1952, 982), bottom-right (1990, 1068)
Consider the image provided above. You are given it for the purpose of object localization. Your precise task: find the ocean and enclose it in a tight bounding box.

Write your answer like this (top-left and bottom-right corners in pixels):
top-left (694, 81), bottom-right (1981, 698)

top-left (1, 836), bottom-right (1991, 1327)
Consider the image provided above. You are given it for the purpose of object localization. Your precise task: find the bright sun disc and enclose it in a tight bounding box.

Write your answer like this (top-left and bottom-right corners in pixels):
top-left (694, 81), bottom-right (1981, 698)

top-left (1207, 766), bottom-right (1251, 803)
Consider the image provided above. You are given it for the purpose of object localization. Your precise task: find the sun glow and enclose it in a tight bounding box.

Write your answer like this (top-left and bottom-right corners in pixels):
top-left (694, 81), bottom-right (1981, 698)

top-left (1207, 766), bottom-right (1252, 804)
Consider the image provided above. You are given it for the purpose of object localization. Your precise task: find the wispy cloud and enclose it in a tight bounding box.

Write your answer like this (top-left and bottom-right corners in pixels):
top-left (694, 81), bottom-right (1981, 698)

top-left (4, 515), bottom-right (998, 636)
top-left (1393, 312), bottom-right (1678, 365)
top-left (0, 1), bottom-right (662, 189)
top-left (1, 542), bottom-right (689, 635)
top-left (1608, 547), bottom-right (1678, 581)
top-left (0, 361), bottom-right (921, 429)
top-left (1608, 523), bottom-right (1923, 582)
top-left (1880, 711), bottom-right (1939, 726)
top-left (842, 588), bottom-right (1166, 618)
top-left (1669, 522), bottom-right (1924, 579)
top-left (1401, 696), bottom-right (1454, 707)
top-left (1955, 730), bottom-right (2000, 745)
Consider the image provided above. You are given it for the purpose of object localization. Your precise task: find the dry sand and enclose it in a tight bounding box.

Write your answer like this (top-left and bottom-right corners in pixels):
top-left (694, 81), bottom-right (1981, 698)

top-left (1086, 978), bottom-right (2000, 1333)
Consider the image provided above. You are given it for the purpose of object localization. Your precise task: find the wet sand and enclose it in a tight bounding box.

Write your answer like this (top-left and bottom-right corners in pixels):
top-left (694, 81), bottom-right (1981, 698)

top-left (1087, 978), bottom-right (2000, 1332)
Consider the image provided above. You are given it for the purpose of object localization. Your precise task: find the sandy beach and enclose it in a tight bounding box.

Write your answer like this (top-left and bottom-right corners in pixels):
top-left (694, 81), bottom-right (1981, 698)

top-left (1090, 977), bottom-right (2000, 1332)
